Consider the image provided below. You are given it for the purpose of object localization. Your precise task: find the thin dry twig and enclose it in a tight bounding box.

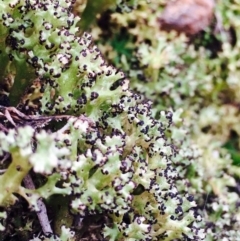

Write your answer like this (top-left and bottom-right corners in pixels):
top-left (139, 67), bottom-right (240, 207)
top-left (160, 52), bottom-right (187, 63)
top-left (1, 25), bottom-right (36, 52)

top-left (23, 174), bottom-right (53, 235)
top-left (0, 105), bottom-right (95, 129)
top-left (0, 105), bottom-right (71, 128)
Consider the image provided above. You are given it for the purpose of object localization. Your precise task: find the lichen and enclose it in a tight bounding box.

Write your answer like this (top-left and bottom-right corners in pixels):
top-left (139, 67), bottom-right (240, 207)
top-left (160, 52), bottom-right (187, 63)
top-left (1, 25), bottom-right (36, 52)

top-left (92, 0), bottom-right (240, 240)
top-left (0, 0), bottom-right (204, 240)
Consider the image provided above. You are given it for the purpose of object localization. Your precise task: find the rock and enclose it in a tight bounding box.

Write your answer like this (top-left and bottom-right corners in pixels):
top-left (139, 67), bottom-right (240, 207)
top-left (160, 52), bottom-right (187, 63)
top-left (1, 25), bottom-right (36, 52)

top-left (158, 0), bottom-right (215, 35)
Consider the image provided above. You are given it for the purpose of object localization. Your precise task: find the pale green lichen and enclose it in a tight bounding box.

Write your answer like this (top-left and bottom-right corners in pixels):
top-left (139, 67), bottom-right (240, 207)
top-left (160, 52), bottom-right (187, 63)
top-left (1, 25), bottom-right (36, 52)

top-left (92, 0), bottom-right (240, 240)
top-left (0, 0), bottom-right (204, 240)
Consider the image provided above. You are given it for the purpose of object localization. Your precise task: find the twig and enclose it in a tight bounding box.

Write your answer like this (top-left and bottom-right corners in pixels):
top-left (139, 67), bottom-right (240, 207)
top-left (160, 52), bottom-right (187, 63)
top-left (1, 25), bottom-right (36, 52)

top-left (0, 105), bottom-right (95, 129)
top-left (0, 153), bottom-right (10, 164)
top-left (0, 123), bottom-right (8, 132)
top-left (0, 105), bottom-right (71, 128)
top-left (23, 174), bottom-right (53, 235)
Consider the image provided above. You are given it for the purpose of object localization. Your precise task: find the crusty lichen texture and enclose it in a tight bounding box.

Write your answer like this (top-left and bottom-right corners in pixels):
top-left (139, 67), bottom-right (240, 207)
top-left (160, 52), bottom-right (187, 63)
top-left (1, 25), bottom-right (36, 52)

top-left (0, 0), bottom-right (204, 240)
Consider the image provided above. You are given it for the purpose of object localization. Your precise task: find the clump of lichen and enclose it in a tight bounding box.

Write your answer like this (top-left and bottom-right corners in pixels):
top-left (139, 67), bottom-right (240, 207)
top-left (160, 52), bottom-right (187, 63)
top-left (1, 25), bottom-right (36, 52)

top-left (90, 0), bottom-right (240, 240)
top-left (0, 0), bottom-right (205, 240)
